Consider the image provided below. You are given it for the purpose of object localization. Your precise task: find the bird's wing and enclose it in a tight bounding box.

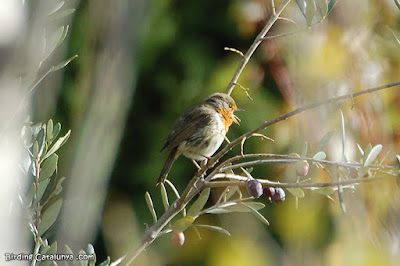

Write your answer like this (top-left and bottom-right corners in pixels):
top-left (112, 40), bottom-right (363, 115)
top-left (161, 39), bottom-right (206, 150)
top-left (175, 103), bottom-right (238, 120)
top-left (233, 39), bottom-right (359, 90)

top-left (161, 106), bottom-right (212, 152)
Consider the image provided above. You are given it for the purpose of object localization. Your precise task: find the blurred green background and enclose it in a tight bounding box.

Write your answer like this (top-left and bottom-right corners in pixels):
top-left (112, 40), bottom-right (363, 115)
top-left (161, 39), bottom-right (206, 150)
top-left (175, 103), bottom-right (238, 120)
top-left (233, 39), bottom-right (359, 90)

top-left (30, 0), bottom-right (400, 265)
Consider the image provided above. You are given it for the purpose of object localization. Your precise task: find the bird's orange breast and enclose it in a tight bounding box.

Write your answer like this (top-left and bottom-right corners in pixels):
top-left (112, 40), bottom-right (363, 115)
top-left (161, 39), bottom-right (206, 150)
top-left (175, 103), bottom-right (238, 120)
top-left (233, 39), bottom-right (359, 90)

top-left (217, 108), bottom-right (234, 133)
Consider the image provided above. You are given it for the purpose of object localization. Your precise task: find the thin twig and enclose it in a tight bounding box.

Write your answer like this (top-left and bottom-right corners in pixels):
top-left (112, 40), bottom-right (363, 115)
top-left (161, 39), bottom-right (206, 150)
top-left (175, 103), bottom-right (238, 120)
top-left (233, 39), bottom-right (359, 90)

top-left (225, 0), bottom-right (292, 95)
top-left (224, 47), bottom-right (244, 57)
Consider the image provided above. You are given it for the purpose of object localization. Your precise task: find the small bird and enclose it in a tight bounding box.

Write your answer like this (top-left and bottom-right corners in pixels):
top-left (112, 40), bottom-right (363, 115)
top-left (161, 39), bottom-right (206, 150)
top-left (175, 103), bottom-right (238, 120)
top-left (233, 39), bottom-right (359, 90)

top-left (158, 93), bottom-right (240, 184)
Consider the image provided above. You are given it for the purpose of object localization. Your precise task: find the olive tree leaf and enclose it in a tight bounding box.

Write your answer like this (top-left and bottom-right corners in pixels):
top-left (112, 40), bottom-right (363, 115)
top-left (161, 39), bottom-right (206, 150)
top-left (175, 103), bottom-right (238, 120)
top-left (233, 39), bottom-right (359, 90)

top-left (40, 154), bottom-right (58, 181)
top-left (87, 244), bottom-right (96, 266)
top-left (40, 242), bottom-right (58, 266)
top-left (327, 0), bottom-right (339, 14)
top-left (52, 55), bottom-right (78, 72)
top-left (313, 151), bottom-right (326, 160)
top-left (48, 1), bottom-right (64, 16)
top-left (42, 26), bottom-right (65, 63)
top-left (317, 130), bottom-right (335, 152)
top-left (242, 203), bottom-right (270, 225)
top-left (193, 224), bottom-right (231, 236)
top-left (160, 183), bottom-right (169, 212)
top-left (53, 122), bottom-right (61, 140)
top-left (44, 129), bottom-right (71, 160)
top-left (296, 0), bottom-right (307, 17)
top-left (165, 179), bottom-right (186, 217)
top-left (145, 192), bottom-right (157, 223)
top-left (206, 202), bottom-right (265, 214)
top-left (46, 119), bottom-right (53, 142)
top-left (187, 188), bottom-right (210, 218)
top-left (36, 178), bottom-right (51, 203)
top-left (38, 198), bottom-right (63, 236)
top-left (316, 0), bottom-right (328, 17)
top-left (364, 144), bottom-right (382, 167)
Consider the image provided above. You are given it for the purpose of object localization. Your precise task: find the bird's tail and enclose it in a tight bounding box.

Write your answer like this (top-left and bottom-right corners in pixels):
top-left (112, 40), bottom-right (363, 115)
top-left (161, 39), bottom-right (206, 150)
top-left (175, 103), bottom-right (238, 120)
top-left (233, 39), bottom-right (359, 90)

top-left (157, 148), bottom-right (178, 185)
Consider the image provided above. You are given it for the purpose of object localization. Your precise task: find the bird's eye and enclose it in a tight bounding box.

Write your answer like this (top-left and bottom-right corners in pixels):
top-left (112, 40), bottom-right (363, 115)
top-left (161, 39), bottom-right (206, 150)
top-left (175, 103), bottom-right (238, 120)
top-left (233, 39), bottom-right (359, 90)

top-left (229, 103), bottom-right (232, 108)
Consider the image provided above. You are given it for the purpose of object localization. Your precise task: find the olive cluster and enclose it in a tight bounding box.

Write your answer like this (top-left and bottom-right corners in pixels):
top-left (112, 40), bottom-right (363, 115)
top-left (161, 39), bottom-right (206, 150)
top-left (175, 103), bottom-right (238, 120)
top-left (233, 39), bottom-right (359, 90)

top-left (246, 180), bottom-right (285, 203)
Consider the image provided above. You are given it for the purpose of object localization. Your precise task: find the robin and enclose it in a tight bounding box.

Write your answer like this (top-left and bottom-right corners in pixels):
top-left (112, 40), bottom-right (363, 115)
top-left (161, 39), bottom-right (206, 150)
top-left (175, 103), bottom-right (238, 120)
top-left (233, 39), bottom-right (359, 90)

top-left (158, 93), bottom-right (241, 184)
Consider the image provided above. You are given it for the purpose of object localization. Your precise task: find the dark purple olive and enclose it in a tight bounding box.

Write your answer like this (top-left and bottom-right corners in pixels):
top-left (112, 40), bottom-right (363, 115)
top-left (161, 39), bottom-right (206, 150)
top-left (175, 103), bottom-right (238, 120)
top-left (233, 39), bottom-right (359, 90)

top-left (246, 179), bottom-right (263, 198)
top-left (263, 187), bottom-right (275, 198)
top-left (271, 188), bottom-right (286, 203)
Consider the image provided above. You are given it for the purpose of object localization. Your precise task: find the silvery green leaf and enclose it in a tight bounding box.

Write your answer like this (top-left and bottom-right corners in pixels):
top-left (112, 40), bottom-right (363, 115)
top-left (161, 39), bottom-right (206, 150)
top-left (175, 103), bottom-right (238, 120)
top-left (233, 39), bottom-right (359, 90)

top-left (316, 0), bottom-right (328, 17)
top-left (187, 188), bottom-right (210, 217)
top-left (38, 198), bottom-right (63, 236)
top-left (305, 0), bottom-right (316, 26)
top-left (87, 244), bottom-right (96, 266)
top-left (40, 242), bottom-right (57, 266)
top-left (356, 143), bottom-right (364, 156)
top-left (193, 224), bottom-right (231, 236)
top-left (317, 130), bottom-right (335, 152)
top-left (48, 1), bottom-right (64, 16)
top-left (47, 119), bottom-right (53, 142)
top-left (296, 0), bottom-right (307, 17)
top-left (160, 183), bottom-right (169, 212)
top-left (44, 130), bottom-right (71, 160)
top-left (206, 208), bottom-right (232, 214)
top-left (243, 203), bottom-right (270, 225)
top-left (52, 177), bottom-right (66, 196)
top-left (207, 202), bottom-right (265, 214)
top-left (36, 178), bottom-right (51, 202)
top-left (43, 26), bottom-right (65, 62)
top-left (327, 0), bottom-right (338, 14)
top-left (362, 143), bottom-right (372, 164)
top-left (165, 180), bottom-right (181, 200)
top-left (364, 144), bottom-right (382, 167)
top-left (53, 123), bottom-right (61, 140)
top-left (49, 8), bottom-right (76, 20)
top-left (40, 154), bottom-right (58, 181)
top-left (52, 55), bottom-right (78, 72)
top-left (33, 141), bottom-right (39, 159)
top-left (313, 151), bottom-right (326, 160)
top-left (338, 180), bottom-right (346, 214)
top-left (145, 192), bottom-right (157, 223)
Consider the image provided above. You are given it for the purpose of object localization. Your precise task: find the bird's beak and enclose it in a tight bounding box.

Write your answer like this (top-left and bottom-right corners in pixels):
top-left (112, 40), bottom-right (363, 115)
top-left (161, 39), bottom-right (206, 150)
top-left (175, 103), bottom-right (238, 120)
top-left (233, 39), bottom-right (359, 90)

top-left (233, 108), bottom-right (244, 125)
top-left (233, 114), bottom-right (241, 125)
